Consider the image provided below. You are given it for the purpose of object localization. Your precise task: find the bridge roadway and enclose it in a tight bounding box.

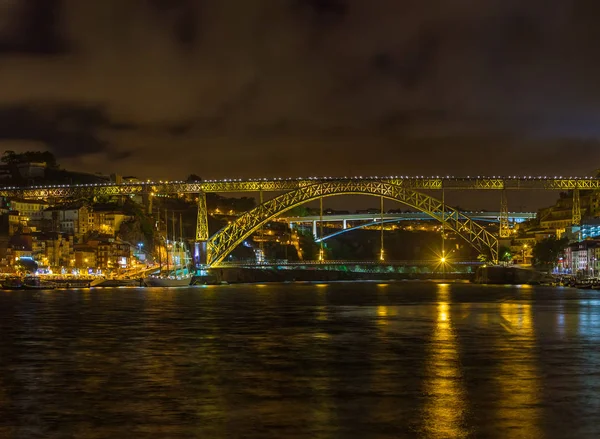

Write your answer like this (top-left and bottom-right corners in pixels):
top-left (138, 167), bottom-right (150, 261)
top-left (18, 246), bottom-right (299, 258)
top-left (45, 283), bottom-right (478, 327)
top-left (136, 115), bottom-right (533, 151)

top-left (283, 211), bottom-right (536, 224)
top-left (216, 259), bottom-right (482, 268)
top-left (1, 176), bottom-right (599, 198)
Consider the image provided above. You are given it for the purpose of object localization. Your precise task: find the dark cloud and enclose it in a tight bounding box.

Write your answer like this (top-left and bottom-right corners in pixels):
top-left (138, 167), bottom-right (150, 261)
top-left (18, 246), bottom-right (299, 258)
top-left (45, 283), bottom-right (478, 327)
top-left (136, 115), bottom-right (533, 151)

top-left (0, 103), bottom-right (131, 158)
top-left (0, 0), bottom-right (599, 183)
top-left (0, 0), bottom-right (67, 54)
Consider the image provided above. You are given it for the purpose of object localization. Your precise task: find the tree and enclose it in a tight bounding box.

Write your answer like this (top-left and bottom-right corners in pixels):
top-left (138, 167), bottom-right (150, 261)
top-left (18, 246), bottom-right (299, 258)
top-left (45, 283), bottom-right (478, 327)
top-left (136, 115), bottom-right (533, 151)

top-left (296, 229), bottom-right (320, 260)
top-left (1, 150), bottom-right (17, 164)
top-left (1, 150), bottom-right (58, 167)
top-left (15, 259), bottom-right (38, 274)
top-left (187, 174), bottom-right (202, 182)
top-left (498, 245), bottom-right (512, 264)
top-left (287, 206), bottom-right (312, 217)
top-left (532, 236), bottom-right (568, 272)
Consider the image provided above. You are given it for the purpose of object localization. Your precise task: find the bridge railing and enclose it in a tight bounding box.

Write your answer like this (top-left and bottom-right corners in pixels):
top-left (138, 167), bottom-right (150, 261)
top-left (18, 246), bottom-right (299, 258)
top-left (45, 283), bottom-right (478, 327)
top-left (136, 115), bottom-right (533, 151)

top-left (2, 176), bottom-right (600, 198)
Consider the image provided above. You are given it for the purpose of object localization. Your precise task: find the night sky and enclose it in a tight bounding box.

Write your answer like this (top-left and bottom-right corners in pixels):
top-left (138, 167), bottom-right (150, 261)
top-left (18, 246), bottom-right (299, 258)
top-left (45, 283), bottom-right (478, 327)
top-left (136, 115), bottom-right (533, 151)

top-left (1, 0), bottom-right (600, 180)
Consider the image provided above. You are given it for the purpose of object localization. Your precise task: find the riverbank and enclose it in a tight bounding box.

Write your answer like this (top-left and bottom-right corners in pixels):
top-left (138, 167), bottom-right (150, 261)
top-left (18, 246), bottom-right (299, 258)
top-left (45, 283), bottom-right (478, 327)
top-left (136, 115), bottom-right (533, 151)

top-left (196, 267), bottom-right (473, 285)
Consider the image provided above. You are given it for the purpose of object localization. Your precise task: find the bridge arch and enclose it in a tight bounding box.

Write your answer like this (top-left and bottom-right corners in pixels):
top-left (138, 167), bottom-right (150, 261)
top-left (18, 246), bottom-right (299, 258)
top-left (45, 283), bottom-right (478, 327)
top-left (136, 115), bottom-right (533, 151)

top-left (207, 180), bottom-right (498, 266)
top-left (314, 216), bottom-right (503, 243)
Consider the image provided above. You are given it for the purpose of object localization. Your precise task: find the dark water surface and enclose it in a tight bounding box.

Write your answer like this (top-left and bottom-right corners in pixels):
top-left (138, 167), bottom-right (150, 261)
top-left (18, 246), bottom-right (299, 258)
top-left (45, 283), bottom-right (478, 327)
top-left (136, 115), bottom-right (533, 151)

top-left (1, 282), bottom-right (600, 438)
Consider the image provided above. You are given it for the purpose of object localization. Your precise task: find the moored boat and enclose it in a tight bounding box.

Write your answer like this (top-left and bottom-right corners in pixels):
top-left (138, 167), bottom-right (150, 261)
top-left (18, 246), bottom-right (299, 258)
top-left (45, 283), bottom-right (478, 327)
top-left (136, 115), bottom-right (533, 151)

top-left (22, 277), bottom-right (55, 290)
top-left (144, 274), bottom-right (192, 287)
top-left (1, 277), bottom-right (56, 290)
top-left (90, 278), bottom-right (141, 288)
top-left (1, 277), bottom-right (23, 290)
top-left (143, 209), bottom-right (193, 288)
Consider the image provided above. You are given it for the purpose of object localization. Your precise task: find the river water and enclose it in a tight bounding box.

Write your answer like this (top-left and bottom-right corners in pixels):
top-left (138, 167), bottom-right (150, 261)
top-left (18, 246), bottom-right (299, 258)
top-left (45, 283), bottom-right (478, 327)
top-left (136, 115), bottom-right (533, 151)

top-left (1, 282), bottom-right (599, 438)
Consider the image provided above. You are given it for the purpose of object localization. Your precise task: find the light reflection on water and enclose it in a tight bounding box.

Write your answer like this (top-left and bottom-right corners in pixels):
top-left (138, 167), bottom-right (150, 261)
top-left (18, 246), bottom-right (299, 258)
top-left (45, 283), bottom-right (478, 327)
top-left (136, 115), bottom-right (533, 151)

top-left (493, 302), bottom-right (541, 438)
top-left (421, 284), bottom-right (468, 438)
top-left (1, 283), bottom-right (600, 438)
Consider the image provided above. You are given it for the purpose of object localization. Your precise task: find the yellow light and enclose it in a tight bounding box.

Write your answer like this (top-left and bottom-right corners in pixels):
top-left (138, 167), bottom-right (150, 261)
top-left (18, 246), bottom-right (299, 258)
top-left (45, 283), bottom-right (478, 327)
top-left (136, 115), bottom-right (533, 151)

top-left (441, 257), bottom-right (446, 263)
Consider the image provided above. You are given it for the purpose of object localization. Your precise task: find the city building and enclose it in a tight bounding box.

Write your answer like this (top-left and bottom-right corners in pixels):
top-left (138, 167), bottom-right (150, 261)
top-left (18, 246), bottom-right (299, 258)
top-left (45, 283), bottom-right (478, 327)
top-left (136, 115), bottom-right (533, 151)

top-left (87, 239), bottom-right (132, 271)
top-left (0, 165), bottom-right (12, 180)
top-left (580, 218), bottom-right (600, 240)
top-left (6, 232), bottom-right (74, 267)
top-left (42, 204), bottom-right (90, 238)
top-left (42, 233), bottom-right (74, 267)
top-left (539, 211), bottom-right (573, 233)
top-left (16, 162), bottom-right (47, 179)
top-left (89, 207), bottom-right (132, 236)
top-left (7, 199), bottom-right (49, 225)
top-left (73, 245), bottom-right (97, 269)
top-left (564, 240), bottom-right (600, 277)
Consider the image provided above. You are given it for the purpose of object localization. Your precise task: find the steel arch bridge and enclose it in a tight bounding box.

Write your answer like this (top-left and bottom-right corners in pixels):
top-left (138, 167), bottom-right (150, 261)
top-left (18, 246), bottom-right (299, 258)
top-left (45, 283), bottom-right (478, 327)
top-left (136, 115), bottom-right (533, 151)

top-left (312, 216), bottom-right (506, 243)
top-left (207, 180), bottom-right (499, 267)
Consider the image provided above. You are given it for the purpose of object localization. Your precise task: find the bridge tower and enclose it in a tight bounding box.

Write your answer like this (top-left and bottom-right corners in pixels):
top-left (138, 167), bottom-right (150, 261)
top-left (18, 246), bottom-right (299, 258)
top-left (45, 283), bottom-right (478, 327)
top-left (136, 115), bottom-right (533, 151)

top-left (259, 190), bottom-right (264, 262)
top-left (499, 188), bottom-right (510, 238)
top-left (195, 191), bottom-right (209, 265)
top-left (572, 186), bottom-right (581, 226)
top-left (379, 196), bottom-right (385, 261)
top-left (319, 197), bottom-right (325, 262)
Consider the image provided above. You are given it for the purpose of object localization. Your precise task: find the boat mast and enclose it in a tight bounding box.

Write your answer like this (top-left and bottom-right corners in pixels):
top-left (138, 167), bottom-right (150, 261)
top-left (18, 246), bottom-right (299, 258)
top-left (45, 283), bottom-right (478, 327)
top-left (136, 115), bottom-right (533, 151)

top-left (179, 213), bottom-right (183, 245)
top-left (180, 212), bottom-right (186, 269)
top-left (172, 211), bottom-right (177, 272)
top-left (157, 209), bottom-right (162, 271)
top-left (165, 209), bottom-right (170, 274)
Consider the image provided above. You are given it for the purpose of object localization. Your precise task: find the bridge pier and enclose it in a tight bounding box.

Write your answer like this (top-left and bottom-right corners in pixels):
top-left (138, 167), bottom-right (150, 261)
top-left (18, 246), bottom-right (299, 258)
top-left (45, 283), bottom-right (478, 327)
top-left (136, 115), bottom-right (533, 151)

top-left (499, 188), bottom-right (510, 238)
top-left (195, 191), bottom-right (209, 265)
top-left (572, 186), bottom-right (581, 225)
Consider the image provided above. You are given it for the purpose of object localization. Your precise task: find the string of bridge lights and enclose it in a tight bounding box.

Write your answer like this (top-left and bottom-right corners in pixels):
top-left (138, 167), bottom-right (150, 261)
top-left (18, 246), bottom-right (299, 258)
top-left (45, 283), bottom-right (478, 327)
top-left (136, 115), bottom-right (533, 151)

top-left (0, 175), bottom-right (599, 190)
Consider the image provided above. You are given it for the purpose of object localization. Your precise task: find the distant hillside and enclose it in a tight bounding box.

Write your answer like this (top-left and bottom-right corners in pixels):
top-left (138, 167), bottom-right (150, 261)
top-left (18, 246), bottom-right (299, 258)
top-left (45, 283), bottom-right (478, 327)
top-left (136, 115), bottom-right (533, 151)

top-left (0, 150), bottom-right (110, 186)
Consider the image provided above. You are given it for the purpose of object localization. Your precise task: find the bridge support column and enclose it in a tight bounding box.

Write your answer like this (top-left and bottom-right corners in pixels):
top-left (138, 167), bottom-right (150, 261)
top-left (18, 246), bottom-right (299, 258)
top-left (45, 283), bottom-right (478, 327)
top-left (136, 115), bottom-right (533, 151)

top-left (343, 219), bottom-right (347, 230)
top-left (259, 190), bottom-right (264, 262)
top-left (441, 185), bottom-right (445, 267)
top-left (499, 189), bottom-right (510, 238)
top-left (319, 198), bottom-right (325, 262)
top-left (572, 186), bottom-right (581, 226)
top-left (195, 191), bottom-right (209, 265)
top-left (379, 196), bottom-right (385, 261)
top-left (312, 221), bottom-right (318, 239)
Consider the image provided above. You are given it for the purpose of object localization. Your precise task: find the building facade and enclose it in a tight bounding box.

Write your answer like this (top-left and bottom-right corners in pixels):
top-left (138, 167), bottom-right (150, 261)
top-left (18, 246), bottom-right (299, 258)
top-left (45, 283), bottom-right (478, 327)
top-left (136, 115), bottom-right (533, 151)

top-left (565, 240), bottom-right (600, 277)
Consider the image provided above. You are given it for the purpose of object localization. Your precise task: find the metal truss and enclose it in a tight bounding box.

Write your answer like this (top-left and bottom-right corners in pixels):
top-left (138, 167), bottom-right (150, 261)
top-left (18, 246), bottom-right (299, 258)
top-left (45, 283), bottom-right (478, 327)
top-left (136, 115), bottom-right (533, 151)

top-left (196, 191), bottom-right (209, 241)
top-left (499, 190), bottom-right (511, 238)
top-left (572, 188), bottom-right (581, 225)
top-left (2, 177), bottom-right (600, 199)
top-left (206, 180), bottom-right (499, 267)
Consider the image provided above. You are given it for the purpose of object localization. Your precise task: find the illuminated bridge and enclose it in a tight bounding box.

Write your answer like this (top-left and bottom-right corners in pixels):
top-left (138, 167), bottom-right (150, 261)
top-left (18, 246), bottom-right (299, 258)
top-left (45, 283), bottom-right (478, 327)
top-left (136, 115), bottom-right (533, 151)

top-left (1, 175), bottom-right (594, 266)
top-left (282, 211), bottom-right (536, 241)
